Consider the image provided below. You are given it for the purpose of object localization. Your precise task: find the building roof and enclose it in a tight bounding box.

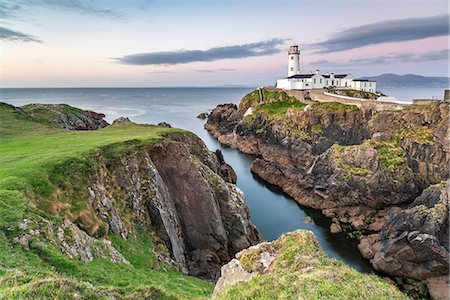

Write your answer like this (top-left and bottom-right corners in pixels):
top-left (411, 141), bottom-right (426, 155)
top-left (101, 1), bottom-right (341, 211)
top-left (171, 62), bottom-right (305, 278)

top-left (322, 74), bottom-right (350, 79)
top-left (287, 74), bottom-right (314, 79)
top-left (353, 79), bottom-right (376, 82)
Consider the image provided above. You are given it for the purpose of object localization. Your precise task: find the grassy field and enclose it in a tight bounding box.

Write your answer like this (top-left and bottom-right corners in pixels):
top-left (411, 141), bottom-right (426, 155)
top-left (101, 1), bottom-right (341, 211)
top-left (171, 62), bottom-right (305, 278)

top-left (0, 103), bottom-right (213, 299)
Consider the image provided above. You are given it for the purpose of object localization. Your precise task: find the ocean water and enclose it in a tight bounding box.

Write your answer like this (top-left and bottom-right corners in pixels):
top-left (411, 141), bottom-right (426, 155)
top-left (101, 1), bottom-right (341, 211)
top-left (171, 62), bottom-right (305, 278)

top-left (380, 86), bottom-right (447, 103)
top-left (1, 87), bottom-right (379, 272)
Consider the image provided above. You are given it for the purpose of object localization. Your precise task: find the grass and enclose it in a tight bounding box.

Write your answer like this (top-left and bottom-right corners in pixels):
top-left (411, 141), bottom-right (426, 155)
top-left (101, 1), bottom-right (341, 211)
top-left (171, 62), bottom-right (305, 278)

top-left (374, 141), bottom-right (407, 172)
top-left (312, 101), bottom-right (359, 112)
top-left (239, 88), bottom-right (299, 111)
top-left (0, 102), bottom-right (213, 299)
top-left (259, 101), bottom-right (306, 116)
top-left (0, 103), bottom-right (180, 196)
top-left (394, 126), bottom-right (434, 145)
top-left (217, 230), bottom-right (406, 300)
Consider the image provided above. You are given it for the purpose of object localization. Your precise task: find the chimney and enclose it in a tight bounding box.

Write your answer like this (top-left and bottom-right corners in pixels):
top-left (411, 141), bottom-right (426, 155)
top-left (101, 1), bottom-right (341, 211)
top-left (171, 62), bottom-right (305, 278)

top-left (315, 69), bottom-right (319, 75)
top-left (330, 73), bottom-right (335, 79)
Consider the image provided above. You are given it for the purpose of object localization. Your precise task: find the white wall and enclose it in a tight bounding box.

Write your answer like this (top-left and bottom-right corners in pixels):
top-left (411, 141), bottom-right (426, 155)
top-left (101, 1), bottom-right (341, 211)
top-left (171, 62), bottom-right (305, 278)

top-left (288, 54), bottom-right (300, 77)
top-left (277, 74), bottom-right (376, 93)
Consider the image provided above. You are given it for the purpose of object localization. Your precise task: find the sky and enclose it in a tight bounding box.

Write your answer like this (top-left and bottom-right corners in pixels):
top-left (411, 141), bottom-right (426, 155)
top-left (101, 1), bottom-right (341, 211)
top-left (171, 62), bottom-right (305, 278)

top-left (0, 0), bottom-right (449, 87)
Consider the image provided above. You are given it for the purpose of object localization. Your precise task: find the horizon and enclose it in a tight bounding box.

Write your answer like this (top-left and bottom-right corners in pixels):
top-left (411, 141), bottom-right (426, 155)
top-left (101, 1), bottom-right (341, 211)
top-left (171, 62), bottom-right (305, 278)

top-left (1, 0), bottom-right (449, 87)
top-left (1, 72), bottom-right (448, 89)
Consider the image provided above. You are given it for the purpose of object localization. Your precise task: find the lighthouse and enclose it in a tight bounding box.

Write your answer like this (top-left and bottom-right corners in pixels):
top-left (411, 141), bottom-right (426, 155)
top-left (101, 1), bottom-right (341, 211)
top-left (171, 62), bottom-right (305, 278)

top-left (288, 44), bottom-right (300, 76)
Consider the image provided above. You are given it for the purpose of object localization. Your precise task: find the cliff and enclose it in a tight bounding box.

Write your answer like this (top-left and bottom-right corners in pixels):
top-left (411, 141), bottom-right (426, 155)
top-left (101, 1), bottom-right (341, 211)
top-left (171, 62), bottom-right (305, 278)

top-left (205, 88), bottom-right (449, 298)
top-left (214, 230), bottom-right (405, 299)
top-left (0, 102), bottom-right (261, 298)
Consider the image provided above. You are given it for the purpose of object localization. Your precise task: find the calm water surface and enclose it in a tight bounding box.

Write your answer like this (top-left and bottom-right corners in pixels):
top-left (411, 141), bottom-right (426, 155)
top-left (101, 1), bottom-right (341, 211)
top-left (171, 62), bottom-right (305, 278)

top-left (7, 86), bottom-right (440, 272)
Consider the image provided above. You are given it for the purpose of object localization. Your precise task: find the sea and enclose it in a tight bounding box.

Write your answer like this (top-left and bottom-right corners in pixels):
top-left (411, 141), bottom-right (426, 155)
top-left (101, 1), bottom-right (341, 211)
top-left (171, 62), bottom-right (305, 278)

top-left (1, 86), bottom-right (446, 273)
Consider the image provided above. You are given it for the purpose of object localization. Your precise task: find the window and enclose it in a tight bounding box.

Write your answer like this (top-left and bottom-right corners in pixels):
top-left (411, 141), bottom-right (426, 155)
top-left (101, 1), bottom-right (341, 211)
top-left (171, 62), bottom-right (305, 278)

top-left (291, 57), bottom-right (294, 60)
top-left (314, 78), bottom-right (316, 83)
top-left (320, 79), bottom-right (322, 83)
top-left (290, 67), bottom-right (293, 71)
top-left (345, 82), bottom-right (348, 87)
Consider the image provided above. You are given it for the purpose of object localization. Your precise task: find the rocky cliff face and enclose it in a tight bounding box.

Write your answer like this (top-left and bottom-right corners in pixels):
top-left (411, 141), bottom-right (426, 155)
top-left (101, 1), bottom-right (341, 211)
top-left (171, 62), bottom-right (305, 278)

top-left (39, 131), bottom-right (261, 281)
top-left (205, 88), bottom-right (449, 295)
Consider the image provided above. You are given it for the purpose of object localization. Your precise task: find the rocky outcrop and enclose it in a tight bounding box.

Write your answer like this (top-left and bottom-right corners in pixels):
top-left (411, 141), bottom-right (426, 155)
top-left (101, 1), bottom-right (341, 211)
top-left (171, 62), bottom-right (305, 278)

top-left (21, 103), bottom-right (108, 130)
top-left (205, 88), bottom-right (449, 293)
top-left (45, 132), bottom-right (262, 281)
top-left (13, 218), bottom-right (128, 264)
top-left (362, 182), bottom-right (449, 296)
top-left (214, 230), bottom-right (405, 299)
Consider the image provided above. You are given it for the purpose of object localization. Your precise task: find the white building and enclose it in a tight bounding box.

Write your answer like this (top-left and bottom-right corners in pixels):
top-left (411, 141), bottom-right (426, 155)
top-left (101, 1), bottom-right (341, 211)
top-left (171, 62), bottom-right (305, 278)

top-left (276, 45), bottom-right (376, 93)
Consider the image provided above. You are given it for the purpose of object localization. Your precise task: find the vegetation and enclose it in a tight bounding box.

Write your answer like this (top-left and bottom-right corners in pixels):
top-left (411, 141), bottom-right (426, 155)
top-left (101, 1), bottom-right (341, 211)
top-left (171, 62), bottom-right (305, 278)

top-left (21, 103), bottom-right (89, 125)
top-left (331, 135), bottom-right (411, 175)
top-left (312, 101), bottom-right (359, 112)
top-left (373, 141), bottom-right (407, 172)
top-left (394, 126), bottom-right (433, 145)
top-left (0, 103), bottom-right (213, 299)
top-left (217, 230), bottom-right (406, 300)
top-left (259, 100), bottom-right (306, 116)
top-left (331, 143), bottom-right (373, 177)
top-left (239, 88), bottom-right (299, 111)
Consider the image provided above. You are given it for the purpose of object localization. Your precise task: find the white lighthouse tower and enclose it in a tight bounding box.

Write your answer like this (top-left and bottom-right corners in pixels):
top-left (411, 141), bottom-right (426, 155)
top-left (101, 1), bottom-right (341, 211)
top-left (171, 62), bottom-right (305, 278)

top-left (288, 44), bottom-right (300, 77)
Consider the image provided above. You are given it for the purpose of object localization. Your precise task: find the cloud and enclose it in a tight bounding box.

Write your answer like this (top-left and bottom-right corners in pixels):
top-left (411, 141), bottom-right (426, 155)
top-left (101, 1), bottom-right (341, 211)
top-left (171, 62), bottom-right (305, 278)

top-left (39, 0), bottom-right (122, 19)
top-left (114, 39), bottom-right (287, 65)
top-left (310, 14), bottom-right (449, 53)
top-left (310, 49), bottom-right (449, 68)
top-left (1, 0), bottom-right (123, 20)
top-left (0, 26), bottom-right (41, 42)
top-left (195, 68), bottom-right (236, 73)
top-left (0, 2), bottom-right (21, 20)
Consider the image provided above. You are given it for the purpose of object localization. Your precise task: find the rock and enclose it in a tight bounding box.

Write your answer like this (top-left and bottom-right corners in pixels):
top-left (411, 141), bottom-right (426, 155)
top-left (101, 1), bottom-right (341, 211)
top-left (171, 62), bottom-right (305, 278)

top-left (371, 182), bottom-right (449, 280)
top-left (330, 223), bottom-right (342, 233)
top-left (304, 216), bottom-right (313, 223)
top-left (426, 276), bottom-right (450, 300)
top-left (112, 117), bottom-right (132, 124)
top-left (358, 234), bottom-right (381, 260)
top-left (157, 122), bottom-right (172, 128)
top-left (147, 133), bottom-right (262, 280)
top-left (197, 112), bottom-right (209, 119)
top-left (20, 103), bottom-right (109, 130)
top-left (351, 218), bottom-right (365, 230)
top-left (214, 230), bottom-right (405, 299)
top-left (214, 258), bottom-right (256, 298)
top-left (215, 149), bottom-right (237, 184)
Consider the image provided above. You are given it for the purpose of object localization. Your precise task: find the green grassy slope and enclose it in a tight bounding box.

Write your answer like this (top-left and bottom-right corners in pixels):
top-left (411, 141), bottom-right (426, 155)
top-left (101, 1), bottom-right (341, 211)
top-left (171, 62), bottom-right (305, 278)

top-left (0, 103), bottom-right (212, 299)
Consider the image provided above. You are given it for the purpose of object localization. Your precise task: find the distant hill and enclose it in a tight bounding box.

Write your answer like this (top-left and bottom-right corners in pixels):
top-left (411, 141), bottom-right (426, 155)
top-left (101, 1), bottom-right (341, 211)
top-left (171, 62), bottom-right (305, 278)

top-left (361, 73), bottom-right (450, 88)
